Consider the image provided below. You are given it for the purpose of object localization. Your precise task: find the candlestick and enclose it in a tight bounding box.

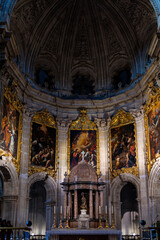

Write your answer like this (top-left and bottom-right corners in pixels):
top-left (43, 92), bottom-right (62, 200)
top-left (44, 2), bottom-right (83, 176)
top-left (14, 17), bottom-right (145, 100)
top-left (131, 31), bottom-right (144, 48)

top-left (65, 206), bottom-right (70, 228)
top-left (98, 212), bottom-right (103, 229)
top-left (105, 213), bottom-right (109, 228)
top-left (52, 213), bottom-right (56, 229)
top-left (111, 212), bottom-right (115, 229)
top-left (58, 211), bottom-right (63, 229)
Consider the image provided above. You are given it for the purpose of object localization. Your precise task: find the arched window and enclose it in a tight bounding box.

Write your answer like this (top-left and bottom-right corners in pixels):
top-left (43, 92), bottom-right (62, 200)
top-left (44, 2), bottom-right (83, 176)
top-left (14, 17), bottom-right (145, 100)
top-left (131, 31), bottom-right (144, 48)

top-left (29, 181), bottom-right (46, 235)
top-left (120, 182), bottom-right (139, 236)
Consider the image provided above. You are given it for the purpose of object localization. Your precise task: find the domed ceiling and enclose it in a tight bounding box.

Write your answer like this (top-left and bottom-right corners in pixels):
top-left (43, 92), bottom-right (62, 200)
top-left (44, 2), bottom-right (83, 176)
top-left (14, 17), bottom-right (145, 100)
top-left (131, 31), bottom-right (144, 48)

top-left (10, 0), bottom-right (157, 99)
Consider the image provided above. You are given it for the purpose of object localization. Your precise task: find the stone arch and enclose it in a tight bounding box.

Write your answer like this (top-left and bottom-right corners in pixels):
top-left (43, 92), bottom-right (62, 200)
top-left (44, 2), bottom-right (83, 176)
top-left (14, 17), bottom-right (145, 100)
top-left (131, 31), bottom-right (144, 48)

top-left (0, 157), bottom-right (19, 225)
top-left (27, 172), bottom-right (57, 232)
top-left (149, 158), bottom-right (160, 224)
top-left (111, 173), bottom-right (140, 229)
top-left (28, 172), bottom-right (57, 202)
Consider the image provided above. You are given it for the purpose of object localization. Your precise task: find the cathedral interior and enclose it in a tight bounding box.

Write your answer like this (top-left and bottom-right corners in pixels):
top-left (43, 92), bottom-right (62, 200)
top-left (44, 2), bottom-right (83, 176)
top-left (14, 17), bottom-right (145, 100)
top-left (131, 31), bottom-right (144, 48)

top-left (1, 0), bottom-right (160, 239)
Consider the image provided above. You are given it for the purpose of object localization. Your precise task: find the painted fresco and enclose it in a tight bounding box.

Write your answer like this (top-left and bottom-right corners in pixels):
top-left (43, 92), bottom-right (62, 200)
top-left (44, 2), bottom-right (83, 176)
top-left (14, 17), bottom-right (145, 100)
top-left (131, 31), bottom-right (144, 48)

top-left (148, 102), bottom-right (160, 160)
top-left (111, 123), bottom-right (136, 170)
top-left (70, 130), bottom-right (97, 170)
top-left (0, 97), bottom-right (19, 159)
top-left (31, 122), bottom-right (56, 169)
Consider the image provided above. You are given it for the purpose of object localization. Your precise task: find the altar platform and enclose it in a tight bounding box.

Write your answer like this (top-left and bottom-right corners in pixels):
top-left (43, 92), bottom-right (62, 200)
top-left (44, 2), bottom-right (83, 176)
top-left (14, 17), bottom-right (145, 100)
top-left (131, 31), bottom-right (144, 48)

top-left (46, 228), bottom-right (122, 240)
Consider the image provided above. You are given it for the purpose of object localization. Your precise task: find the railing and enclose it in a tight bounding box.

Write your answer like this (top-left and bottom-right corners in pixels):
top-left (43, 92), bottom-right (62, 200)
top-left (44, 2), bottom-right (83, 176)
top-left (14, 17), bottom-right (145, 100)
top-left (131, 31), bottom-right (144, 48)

top-left (122, 235), bottom-right (140, 240)
top-left (0, 226), bottom-right (31, 240)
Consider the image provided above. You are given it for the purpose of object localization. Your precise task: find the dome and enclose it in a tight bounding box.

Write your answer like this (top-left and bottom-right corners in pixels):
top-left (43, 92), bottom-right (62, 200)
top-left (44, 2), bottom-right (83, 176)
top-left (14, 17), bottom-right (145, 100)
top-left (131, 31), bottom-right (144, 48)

top-left (10, 0), bottom-right (157, 99)
top-left (69, 161), bottom-right (97, 183)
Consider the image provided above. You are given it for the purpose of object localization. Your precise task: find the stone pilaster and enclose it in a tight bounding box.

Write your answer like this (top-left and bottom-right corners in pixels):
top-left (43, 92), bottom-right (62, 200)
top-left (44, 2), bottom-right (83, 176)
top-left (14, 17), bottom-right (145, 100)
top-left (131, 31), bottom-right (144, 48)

top-left (74, 189), bottom-right (78, 219)
top-left (57, 119), bottom-right (71, 182)
top-left (133, 107), bottom-right (150, 226)
top-left (16, 108), bottom-right (33, 226)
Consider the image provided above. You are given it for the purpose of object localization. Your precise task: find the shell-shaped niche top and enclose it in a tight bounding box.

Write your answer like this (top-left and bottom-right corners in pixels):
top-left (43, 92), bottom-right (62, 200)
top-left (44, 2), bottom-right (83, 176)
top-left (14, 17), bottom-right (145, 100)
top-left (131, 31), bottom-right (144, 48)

top-left (69, 161), bottom-right (97, 183)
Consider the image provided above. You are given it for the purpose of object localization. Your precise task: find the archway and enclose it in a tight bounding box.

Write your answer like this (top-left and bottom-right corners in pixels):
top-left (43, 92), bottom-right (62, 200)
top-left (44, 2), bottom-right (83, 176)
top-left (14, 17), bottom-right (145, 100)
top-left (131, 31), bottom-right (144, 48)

top-left (121, 182), bottom-right (139, 235)
top-left (28, 173), bottom-right (57, 234)
top-left (29, 180), bottom-right (46, 235)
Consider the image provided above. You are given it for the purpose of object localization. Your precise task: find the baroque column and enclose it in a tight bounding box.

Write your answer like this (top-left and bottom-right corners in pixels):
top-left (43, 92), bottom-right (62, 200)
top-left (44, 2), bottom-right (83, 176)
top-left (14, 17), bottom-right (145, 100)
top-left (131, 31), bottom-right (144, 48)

top-left (133, 107), bottom-right (150, 226)
top-left (16, 108), bottom-right (33, 226)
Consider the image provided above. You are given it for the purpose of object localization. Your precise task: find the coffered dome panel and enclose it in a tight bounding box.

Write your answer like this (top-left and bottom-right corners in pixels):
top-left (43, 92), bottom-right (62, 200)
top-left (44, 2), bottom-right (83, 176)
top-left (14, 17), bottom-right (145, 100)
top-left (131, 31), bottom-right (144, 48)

top-left (10, 0), bottom-right (157, 98)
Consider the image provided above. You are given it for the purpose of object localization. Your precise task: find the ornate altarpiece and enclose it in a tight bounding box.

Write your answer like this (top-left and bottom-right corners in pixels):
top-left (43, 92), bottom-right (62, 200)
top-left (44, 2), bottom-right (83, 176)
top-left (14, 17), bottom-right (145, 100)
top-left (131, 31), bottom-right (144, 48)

top-left (29, 110), bottom-right (57, 177)
top-left (110, 109), bottom-right (138, 178)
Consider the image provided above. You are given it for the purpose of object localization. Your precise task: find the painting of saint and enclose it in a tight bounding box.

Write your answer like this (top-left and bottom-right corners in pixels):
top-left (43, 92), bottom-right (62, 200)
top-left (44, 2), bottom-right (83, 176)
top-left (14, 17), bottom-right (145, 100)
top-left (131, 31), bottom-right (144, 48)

top-left (70, 130), bottom-right (97, 170)
top-left (148, 102), bottom-right (160, 160)
top-left (31, 122), bottom-right (56, 169)
top-left (111, 123), bottom-right (136, 170)
top-left (0, 97), bottom-right (19, 159)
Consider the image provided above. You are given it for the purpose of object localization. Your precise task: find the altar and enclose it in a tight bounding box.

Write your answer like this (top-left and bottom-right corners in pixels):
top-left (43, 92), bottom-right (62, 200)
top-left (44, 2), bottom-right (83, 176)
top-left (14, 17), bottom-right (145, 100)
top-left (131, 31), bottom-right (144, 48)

top-left (46, 229), bottom-right (122, 240)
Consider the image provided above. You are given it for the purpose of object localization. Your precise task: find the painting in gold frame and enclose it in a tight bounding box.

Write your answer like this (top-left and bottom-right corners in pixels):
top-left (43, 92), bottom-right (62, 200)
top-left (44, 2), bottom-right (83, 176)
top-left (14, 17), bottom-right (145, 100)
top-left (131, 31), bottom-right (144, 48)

top-left (68, 109), bottom-right (99, 175)
top-left (110, 109), bottom-right (138, 178)
top-left (29, 110), bottom-right (57, 177)
top-left (144, 83), bottom-right (160, 172)
top-left (0, 85), bottom-right (23, 173)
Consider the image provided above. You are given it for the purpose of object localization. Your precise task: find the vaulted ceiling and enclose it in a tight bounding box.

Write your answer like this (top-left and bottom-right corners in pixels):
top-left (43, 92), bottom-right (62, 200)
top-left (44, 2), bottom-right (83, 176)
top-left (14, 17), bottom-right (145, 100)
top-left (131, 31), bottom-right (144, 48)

top-left (10, 0), bottom-right (157, 98)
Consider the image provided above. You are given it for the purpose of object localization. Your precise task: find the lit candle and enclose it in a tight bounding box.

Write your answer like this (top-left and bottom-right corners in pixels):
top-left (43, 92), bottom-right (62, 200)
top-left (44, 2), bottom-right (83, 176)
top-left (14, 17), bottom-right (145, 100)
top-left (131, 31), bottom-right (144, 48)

top-left (105, 205), bottom-right (107, 214)
top-left (54, 206), bottom-right (56, 214)
top-left (60, 206), bottom-right (62, 214)
top-left (99, 206), bottom-right (101, 214)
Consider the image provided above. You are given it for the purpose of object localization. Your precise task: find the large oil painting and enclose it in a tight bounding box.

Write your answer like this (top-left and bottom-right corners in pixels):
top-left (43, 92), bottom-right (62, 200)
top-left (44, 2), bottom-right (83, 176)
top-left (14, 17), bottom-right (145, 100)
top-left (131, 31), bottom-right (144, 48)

top-left (0, 97), bottom-right (20, 159)
top-left (147, 102), bottom-right (160, 160)
top-left (31, 122), bottom-right (56, 169)
top-left (111, 123), bottom-right (136, 170)
top-left (70, 130), bottom-right (97, 170)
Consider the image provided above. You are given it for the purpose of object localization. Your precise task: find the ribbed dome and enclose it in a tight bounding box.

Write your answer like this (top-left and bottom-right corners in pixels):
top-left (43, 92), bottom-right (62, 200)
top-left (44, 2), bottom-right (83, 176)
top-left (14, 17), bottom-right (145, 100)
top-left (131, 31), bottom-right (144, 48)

top-left (10, 0), bottom-right (157, 98)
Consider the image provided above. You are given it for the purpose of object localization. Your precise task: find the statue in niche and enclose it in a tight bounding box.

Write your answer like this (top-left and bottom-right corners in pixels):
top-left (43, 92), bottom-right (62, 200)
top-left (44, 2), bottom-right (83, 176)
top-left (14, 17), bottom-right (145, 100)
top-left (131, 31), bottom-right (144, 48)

top-left (80, 192), bottom-right (87, 210)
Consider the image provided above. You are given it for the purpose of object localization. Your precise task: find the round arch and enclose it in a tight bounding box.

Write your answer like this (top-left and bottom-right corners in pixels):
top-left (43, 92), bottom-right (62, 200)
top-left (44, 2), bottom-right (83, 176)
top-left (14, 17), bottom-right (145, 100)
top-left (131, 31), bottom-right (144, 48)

top-left (149, 158), bottom-right (160, 224)
top-left (111, 173), bottom-right (140, 230)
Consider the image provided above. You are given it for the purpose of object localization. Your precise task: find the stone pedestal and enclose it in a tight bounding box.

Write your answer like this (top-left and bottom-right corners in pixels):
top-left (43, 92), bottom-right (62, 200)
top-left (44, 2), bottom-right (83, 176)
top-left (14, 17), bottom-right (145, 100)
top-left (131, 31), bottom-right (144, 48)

top-left (78, 209), bottom-right (89, 229)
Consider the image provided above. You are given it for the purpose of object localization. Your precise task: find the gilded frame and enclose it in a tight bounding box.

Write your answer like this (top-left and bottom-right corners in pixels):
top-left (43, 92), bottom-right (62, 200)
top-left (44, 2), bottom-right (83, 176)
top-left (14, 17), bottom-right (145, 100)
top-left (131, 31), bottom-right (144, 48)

top-left (29, 110), bottom-right (57, 178)
top-left (109, 109), bottom-right (138, 179)
top-left (0, 85), bottom-right (23, 173)
top-left (67, 109), bottom-right (99, 175)
top-left (144, 83), bottom-right (160, 173)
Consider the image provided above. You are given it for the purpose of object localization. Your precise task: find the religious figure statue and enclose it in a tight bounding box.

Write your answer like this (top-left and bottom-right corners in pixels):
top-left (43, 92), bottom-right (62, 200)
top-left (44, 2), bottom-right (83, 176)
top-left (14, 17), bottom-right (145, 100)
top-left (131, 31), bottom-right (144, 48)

top-left (80, 192), bottom-right (87, 209)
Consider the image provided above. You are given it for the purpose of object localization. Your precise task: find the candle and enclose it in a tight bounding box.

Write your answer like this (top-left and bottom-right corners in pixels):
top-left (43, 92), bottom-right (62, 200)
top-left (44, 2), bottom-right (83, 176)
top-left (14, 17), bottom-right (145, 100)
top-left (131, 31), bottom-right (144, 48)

top-left (54, 206), bottom-right (56, 214)
top-left (60, 206), bottom-right (62, 214)
top-left (67, 206), bottom-right (70, 215)
top-left (105, 205), bottom-right (107, 214)
top-left (99, 206), bottom-right (101, 214)
top-left (112, 205), bottom-right (114, 214)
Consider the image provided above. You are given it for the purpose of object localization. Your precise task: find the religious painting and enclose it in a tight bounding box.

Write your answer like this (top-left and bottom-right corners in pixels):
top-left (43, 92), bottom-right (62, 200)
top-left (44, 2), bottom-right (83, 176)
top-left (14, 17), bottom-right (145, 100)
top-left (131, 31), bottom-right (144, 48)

top-left (30, 110), bottom-right (57, 176)
top-left (147, 102), bottom-right (160, 160)
top-left (68, 109), bottom-right (99, 175)
top-left (70, 130), bottom-right (97, 170)
top-left (144, 83), bottom-right (160, 172)
top-left (0, 97), bottom-right (20, 159)
top-left (110, 109), bottom-right (138, 178)
top-left (111, 123), bottom-right (136, 170)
